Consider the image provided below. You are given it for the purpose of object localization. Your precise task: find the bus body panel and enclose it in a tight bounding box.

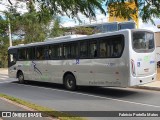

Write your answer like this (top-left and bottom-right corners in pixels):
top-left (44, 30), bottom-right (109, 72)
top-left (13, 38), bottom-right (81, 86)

top-left (129, 30), bottom-right (156, 86)
top-left (8, 29), bottom-right (156, 88)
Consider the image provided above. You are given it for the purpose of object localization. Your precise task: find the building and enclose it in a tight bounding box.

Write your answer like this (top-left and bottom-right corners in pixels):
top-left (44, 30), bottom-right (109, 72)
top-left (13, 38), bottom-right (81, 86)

top-left (64, 21), bottom-right (136, 35)
top-left (108, 1), bottom-right (139, 28)
top-left (155, 32), bottom-right (160, 47)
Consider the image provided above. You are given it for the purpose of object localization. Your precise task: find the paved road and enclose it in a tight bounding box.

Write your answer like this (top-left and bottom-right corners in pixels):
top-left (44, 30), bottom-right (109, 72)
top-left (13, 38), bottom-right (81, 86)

top-left (0, 73), bottom-right (160, 120)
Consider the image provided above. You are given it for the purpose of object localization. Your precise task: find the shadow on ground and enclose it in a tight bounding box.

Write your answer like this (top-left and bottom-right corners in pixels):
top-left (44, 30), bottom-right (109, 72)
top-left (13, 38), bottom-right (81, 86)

top-left (11, 80), bottom-right (148, 99)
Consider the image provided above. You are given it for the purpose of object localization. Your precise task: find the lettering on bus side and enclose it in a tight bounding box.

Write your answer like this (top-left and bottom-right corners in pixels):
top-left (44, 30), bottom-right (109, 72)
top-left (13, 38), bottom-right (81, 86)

top-left (106, 63), bottom-right (116, 67)
top-left (89, 81), bottom-right (121, 85)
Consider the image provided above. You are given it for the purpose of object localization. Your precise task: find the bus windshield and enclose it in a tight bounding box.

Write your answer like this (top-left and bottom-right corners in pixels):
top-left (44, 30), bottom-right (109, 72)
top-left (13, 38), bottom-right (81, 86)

top-left (132, 31), bottom-right (154, 52)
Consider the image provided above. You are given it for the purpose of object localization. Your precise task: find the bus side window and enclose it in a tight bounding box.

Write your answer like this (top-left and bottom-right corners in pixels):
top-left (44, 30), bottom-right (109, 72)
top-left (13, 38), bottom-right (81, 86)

top-left (18, 48), bottom-right (26, 60)
top-left (10, 54), bottom-right (16, 63)
top-left (110, 36), bottom-right (124, 58)
top-left (36, 47), bottom-right (45, 60)
top-left (63, 44), bottom-right (70, 59)
top-left (100, 41), bottom-right (107, 57)
top-left (99, 39), bottom-right (111, 58)
top-left (80, 41), bottom-right (88, 58)
top-left (57, 45), bottom-right (63, 59)
top-left (70, 43), bottom-right (78, 58)
top-left (89, 41), bottom-right (97, 58)
top-left (49, 45), bottom-right (57, 59)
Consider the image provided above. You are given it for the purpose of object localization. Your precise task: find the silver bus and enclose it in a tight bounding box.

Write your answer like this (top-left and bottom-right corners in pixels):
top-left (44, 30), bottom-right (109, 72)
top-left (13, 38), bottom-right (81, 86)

top-left (8, 29), bottom-right (156, 90)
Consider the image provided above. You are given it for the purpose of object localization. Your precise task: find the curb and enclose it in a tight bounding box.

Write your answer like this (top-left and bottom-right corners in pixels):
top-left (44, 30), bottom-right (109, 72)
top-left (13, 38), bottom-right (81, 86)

top-left (134, 86), bottom-right (160, 91)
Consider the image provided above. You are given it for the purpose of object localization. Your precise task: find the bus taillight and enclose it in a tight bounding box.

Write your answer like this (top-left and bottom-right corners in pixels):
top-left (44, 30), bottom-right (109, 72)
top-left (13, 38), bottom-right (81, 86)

top-left (131, 59), bottom-right (136, 76)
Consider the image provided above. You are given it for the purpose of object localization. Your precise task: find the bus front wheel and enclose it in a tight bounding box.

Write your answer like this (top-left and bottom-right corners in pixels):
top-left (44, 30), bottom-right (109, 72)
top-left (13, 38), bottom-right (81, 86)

top-left (18, 71), bottom-right (24, 84)
top-left (64, 74), bottom-right (76, 91)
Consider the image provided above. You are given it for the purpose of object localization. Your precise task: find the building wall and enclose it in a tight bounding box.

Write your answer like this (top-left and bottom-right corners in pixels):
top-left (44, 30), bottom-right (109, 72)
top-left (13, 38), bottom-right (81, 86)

top-left (108, 1), bottom-right (139, 28)
top-left (155, 32), bottom-right (160, 47)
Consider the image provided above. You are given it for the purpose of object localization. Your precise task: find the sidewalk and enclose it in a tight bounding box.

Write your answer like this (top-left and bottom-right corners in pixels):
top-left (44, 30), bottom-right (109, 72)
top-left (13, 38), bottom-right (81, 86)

top-left (0, 68), bottom-right (8, 74)
top-left (136, 80), bottom-right (160, 91)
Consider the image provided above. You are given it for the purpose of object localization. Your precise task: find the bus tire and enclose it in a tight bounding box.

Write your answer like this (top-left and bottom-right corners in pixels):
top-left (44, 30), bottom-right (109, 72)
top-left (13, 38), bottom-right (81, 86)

top-left (64, 74), bottom-right (76, 91)
top-left (18, 71), bottom-right (24, 84)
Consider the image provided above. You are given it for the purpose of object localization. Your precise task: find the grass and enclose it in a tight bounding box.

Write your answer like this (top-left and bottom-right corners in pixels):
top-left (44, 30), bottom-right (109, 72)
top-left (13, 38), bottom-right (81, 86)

top-left (0, 93), bottom-right (86, 120)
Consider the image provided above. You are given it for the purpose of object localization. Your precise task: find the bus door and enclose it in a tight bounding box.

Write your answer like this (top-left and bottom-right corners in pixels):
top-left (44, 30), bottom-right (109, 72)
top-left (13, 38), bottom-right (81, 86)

top-left (8, 48), bottom-right (18, 78)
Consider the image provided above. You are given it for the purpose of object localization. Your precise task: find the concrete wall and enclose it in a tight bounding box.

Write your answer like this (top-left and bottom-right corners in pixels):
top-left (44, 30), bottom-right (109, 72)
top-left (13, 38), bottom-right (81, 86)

top-left (155, 32), bottom-right (160, 47)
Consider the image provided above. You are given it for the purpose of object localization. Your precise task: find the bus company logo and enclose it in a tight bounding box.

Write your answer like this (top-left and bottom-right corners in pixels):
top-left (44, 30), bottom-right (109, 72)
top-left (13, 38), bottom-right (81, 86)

top-left (137, 62), bottom-right (140, 67)
top-left (76, 59), bottom-right (80, 64)
top-left (150, 61), bottom-right (155, 64)
top-left (2, 112), bottom-right (11, 117)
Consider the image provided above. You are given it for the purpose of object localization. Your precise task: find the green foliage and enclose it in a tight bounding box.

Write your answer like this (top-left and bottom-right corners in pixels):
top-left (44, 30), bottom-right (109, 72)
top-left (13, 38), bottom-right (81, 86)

top-left (75, 27), bottom-right (99, 35)
top-left (50, 18), bottom-right (64, 37)
top-left (0, 37), bottom-right (9, 68)
top-left (106, 0), bottom-right (160, 24)
top-left (0, 17), bottom-right (9, 68)
top-left (8, 1), bottom-right (53, 44)
top-left (38, 0), bottom-right (105, 20)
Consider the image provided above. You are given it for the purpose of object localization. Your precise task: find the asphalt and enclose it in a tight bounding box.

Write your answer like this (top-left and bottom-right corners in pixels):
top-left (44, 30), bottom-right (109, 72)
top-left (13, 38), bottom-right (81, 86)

top-left (0, 69), bottom-right (55, 120)
top-left (0, 69), bottom-right (160, 120)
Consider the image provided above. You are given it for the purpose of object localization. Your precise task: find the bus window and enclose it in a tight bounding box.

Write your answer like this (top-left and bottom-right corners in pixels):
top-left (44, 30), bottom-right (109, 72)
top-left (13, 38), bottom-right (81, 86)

top-left (70, 43), bottom-right (78, 58)
top-left (57, 45), bottom-right (63, 59)
top-left (99, 40), bottom-right (110, 58)
top-left (49, 45), bottom-right (58, 59)
top-left (110, 36), bottom-right (124, 58)
top-left (63, 44), bottom-right (71, 59)
top-left (18, 48), bottom-right (26, 60)
top-left (133, 32), bottom-right (154, 52)
top-left (80, 41), bottom-right (88, 58)
top-left (63, 43), bottom-right (78, 59)
top-left (26, 47), bottom-right (35, 60)
top-left (36, 46), bottom-right (45, 60)
top-left (89, 41), bottom-right (97, 58)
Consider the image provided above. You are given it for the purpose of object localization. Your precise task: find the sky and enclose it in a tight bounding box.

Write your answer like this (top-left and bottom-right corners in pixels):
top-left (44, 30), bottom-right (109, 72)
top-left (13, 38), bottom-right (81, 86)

top-left (0, 0), bottom-right (160, 32)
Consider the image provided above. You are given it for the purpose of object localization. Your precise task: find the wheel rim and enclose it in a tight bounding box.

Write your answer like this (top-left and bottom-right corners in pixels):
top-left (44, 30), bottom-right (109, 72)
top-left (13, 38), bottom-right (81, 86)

top-left (67, 78), bottom-right (73, 88)
top-left (19, 74), bottom-right (23, 81)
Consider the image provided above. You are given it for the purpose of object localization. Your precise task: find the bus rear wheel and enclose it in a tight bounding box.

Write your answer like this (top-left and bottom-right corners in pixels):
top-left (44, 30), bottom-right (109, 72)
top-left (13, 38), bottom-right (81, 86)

top-left (64, 74), bottom-right (76, 91)
top-left (18, 71), bottom-right (24, 84)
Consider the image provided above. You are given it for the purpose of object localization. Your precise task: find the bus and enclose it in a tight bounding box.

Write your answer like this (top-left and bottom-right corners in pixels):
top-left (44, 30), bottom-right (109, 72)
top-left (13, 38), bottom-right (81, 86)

top-left (8, 29), bottom-right (156, 90)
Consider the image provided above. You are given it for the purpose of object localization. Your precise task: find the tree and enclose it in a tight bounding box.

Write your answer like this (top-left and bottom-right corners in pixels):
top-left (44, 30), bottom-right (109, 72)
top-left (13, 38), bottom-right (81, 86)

top-left (49, 18), bottom-right (64, 37)
top-left (7, 1), bottom-right (54, 43)
top-left (75, 27), bottom-right (99, 35)
top-left (106, 0), bottom-right (160, 24)
top-left (8, 0), bottom-right (106, 21)
top-left (0, 16), bottom-right (9, 67)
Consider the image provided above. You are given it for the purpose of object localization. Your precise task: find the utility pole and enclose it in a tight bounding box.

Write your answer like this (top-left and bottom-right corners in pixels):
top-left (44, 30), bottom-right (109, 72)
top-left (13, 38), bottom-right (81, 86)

top-left (8, 17), bottom-right (12, 47)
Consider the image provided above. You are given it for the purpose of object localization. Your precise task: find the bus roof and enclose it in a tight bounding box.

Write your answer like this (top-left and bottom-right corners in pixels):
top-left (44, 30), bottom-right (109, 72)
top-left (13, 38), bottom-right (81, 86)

top-left (8, 29), bottom-right (153, 49)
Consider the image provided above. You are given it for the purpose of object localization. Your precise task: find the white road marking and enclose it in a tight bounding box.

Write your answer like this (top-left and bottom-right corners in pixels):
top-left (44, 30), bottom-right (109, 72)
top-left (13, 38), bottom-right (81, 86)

top-left (9, 82), bottom-right (160, 108)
